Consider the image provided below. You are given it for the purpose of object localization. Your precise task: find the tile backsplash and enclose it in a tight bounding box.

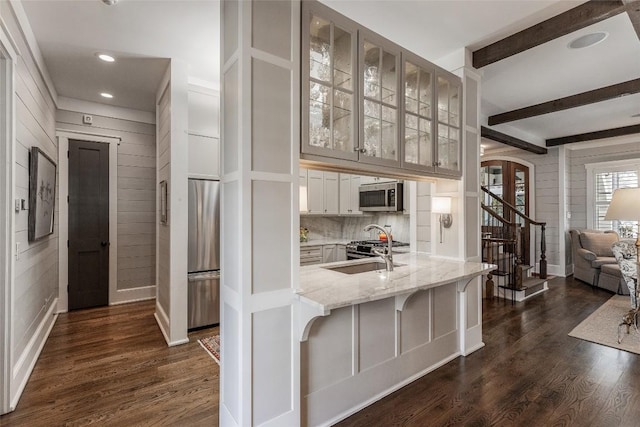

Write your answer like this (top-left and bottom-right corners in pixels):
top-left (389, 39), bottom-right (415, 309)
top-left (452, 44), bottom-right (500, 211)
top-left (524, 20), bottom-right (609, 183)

top-left (300, 213), bottom-right (410, 243)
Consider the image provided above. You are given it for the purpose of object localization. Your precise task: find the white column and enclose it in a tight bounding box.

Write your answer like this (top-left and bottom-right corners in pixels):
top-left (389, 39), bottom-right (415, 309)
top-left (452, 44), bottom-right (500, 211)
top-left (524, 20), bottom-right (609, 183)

top-left (220, 1), bottom-right (301, 426)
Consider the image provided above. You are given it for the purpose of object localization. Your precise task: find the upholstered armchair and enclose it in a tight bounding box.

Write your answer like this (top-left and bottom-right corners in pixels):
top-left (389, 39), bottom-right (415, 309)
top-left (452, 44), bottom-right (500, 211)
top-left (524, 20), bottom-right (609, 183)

top-left (611, 241), bottom-right (638, 309)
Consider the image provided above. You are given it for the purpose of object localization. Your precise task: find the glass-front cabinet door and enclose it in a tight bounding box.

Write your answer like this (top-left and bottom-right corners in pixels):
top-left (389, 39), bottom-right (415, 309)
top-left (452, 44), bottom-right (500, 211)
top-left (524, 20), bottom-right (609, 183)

top-left (358, 30), bottom-right (401, 168)
top-left (435, 72), bottom-right (461, 176)
top-left (302, 2), bottom-right (358, 160)
top-left (402, 52), bottom-right (434, 173)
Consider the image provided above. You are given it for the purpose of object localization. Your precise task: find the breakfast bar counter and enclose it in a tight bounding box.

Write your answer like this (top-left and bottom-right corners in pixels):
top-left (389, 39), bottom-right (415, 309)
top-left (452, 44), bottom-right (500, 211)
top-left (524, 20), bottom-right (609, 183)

top-left (297, 253), bottom-right (494, 311)
top-left (296, 253), bottom-right (495, 426)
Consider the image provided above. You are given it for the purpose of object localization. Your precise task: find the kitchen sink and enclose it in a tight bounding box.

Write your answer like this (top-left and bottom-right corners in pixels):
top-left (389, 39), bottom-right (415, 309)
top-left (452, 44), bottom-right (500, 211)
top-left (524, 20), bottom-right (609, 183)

top-left (323, 260), bottom-right (406, 275)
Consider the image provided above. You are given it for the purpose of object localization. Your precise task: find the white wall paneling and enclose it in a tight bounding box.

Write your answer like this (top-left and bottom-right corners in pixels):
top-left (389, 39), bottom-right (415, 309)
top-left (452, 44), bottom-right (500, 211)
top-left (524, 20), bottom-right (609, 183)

top-left (1, 0), bottom-right (59, 413)
top-left (220, 0), bottom-right (301, 425)
top-left (154, 60), bottom-right (189, 347)
top-left (301, 279), bottom-right (484, 426)
top-left (0, 14), bottom-right (19, 415)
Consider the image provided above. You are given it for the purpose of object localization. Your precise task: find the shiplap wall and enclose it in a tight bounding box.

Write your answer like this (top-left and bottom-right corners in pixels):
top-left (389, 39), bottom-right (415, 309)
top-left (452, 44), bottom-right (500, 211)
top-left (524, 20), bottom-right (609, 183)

top-left (156, 83), bottom-right (171, 317)
top-left (1, 0), bottom-right (58, 406)
top-left (55, 109), bottom-right (157, 292)
top-left (568, 140), bottom-right (640, 230)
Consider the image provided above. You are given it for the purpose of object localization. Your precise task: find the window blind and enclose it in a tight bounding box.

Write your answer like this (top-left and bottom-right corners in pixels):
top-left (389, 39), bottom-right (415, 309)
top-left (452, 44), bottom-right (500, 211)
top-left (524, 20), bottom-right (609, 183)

top-left (594, 170), bottom-right (638, 237)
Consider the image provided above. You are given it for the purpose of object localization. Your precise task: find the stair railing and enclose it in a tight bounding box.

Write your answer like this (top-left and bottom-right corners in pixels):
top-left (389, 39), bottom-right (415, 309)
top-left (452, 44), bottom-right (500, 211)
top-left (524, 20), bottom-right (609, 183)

top-left (481, 186), bottom-right (547, 280)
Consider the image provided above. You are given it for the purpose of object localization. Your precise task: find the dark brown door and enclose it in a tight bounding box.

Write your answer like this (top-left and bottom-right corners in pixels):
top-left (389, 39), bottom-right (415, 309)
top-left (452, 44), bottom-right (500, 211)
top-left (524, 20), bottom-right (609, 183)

top-left (68, 140), bottom-right (109, 310)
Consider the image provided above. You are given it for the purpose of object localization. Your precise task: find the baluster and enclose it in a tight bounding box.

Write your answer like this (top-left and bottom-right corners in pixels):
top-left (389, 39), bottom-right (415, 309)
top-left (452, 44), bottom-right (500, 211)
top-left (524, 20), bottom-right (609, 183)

top-left (539, 224), bottom-right (547, 279)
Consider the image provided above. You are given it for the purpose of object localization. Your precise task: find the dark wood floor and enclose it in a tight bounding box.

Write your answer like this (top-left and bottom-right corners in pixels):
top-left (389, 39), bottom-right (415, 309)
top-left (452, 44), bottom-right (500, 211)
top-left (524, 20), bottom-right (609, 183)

top-left (0, 300), bottom-right (219, 426)
top-left (2, 277), bottom-right (638, 426)
top-left (337, 276), bottom-right (640, 426)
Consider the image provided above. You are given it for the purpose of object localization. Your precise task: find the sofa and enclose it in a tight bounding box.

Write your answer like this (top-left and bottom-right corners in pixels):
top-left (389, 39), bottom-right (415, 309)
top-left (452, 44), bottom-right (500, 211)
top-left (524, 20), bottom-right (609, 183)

top-left (569, 229), bottom-right (628, 294)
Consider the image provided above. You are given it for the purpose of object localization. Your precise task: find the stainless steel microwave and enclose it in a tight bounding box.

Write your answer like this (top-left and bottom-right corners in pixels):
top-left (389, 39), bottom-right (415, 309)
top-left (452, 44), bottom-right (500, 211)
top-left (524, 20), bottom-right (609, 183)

top-left (359, 181), bottom-right (403, 212)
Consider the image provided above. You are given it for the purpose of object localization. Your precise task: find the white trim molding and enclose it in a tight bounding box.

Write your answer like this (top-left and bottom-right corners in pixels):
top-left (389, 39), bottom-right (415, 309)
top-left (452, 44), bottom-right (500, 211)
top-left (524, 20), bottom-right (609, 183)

top-left (0, 19), bottom-right (18, 416)
top-left (56, 130), bottom-right (119, 313)
top-left (57, 96), bottom-right (156, 125)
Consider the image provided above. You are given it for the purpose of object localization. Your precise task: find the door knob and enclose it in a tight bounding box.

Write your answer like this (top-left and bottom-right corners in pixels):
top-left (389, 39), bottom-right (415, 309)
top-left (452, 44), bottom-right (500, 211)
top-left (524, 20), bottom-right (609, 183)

top-left (101, 241), bottom-right (109, 247)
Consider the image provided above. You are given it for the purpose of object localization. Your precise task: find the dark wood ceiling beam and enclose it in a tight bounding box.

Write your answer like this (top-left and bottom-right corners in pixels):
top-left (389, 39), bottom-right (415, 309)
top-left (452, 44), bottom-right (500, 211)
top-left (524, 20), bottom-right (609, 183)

top-left (623, 0), bottom-right (640, 40)
top-left (488, 78), bottom-right (640, 125)
top-left (473, 1), bottom-right (625, 68)
top-left (481, 126), bottom-right (548, 154)
top-left (546, 124), bottom-right (640, 146)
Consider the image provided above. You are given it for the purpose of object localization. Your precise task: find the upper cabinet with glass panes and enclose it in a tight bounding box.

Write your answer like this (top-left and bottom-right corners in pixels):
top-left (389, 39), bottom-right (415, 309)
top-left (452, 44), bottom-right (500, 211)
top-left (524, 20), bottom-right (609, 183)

top-left (359, 30), bottom-right (401, 168)
top-left (435, 72), bottom-right (461, 175)
top-left (302, 3), bottom-right (358, 161)
top-left (301, 1), bottom-right (462, 179)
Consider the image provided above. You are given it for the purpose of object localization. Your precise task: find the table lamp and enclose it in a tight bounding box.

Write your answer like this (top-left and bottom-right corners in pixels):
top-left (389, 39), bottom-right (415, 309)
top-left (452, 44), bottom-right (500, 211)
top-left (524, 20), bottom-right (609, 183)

top-left (604, 187), bottom-right (640, 262)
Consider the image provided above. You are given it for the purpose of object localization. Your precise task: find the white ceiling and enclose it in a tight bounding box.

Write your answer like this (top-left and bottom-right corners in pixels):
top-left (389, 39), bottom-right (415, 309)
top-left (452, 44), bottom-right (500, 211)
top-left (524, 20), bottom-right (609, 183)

top-left (21, 0), bottom-right (219, 112)
top-left (18, 0), bottom-right (640, 150)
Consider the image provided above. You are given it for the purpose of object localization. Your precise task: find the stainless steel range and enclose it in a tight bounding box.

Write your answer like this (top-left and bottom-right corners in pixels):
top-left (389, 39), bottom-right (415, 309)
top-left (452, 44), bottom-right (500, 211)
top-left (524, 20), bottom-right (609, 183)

top-left (346, 240), bottom-right (409, 260)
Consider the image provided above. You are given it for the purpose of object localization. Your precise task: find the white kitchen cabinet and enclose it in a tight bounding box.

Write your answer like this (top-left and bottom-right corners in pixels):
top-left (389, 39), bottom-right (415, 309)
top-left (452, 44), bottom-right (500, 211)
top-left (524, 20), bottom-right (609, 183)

top-left (301, 245), bottom-right (323, 266)
top-left (307, 169), bottom-right (325, 214)
top-left (339, 174), bottom-right (361, 215)
top-left (188, 84), bottom-right (221, 179)
top-left (323, 172), bottom-right (339, 215)
top-left (336, 244), bottom-right (347, 261)
top-left (301, 168), bottom-right (339, 215)
top-left (323, 244), bottom-right (336, 263)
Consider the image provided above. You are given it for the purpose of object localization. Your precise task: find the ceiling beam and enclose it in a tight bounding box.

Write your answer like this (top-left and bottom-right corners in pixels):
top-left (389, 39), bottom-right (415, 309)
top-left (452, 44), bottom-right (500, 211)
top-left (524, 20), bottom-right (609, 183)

top-left (472, 0), bottom-right (625, 68)
top-left (623, 0), bottom-right (640, 40)
top-left (546, 124), bottom-right (640, 146)
top-left (488, 78), bottom-right (640, 126)
top-left (481, 126), bottom-right (548, 154)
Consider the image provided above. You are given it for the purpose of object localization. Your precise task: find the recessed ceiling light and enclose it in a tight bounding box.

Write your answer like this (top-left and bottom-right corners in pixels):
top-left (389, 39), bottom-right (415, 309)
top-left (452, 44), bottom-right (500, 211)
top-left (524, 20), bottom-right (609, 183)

top-left (100, 92), bottom-right (113, 99)
top-left (568, 32), bottom-right (608, 49)
top-left (97, 53), bottom-right (115, 63)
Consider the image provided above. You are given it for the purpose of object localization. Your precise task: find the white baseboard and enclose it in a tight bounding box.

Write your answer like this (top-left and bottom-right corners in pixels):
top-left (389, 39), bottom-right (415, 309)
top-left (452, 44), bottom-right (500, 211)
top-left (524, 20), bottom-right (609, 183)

top-left (110, 286), bottom-right (156, 306)
top-left (153, 301), bottom-right (188, 347)
top-left (10, 298), bottom-right (58, 411)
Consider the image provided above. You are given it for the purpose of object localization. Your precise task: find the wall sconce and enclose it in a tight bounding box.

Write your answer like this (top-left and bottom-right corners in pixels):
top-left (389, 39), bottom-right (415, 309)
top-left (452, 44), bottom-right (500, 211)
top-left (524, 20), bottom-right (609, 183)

top-left (299, 186), bottom-right (308, 213)
top-left (432, 196), bottom-right (452, 244)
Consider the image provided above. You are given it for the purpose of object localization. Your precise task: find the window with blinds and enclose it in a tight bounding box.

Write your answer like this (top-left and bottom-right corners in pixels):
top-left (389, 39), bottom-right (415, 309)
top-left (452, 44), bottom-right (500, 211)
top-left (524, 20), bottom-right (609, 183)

top-left (594, 169), bottom-right (639, 237)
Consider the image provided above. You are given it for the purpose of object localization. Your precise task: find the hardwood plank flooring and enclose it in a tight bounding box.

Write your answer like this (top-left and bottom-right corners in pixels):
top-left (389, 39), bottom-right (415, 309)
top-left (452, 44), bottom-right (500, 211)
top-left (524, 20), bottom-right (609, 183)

top-left (2, 277), bottom-right (639, 426)
top-left (0, 300), bottom-right (219, 426)
top-left (336, 277), bottom-right (640, 427)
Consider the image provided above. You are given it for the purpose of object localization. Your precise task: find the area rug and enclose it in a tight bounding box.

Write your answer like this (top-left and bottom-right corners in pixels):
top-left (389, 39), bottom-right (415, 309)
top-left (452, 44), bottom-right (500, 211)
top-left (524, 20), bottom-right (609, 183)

top-left (569, 295), bottom-right (640, 355)
top-left (198, 335), bottom-right (220, 365)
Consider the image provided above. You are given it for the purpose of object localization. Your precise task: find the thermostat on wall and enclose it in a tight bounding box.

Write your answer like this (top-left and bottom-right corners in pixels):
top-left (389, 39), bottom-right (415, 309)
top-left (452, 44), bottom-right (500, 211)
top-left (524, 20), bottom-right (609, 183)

top-left (82, 114), bottom-right (93, 125)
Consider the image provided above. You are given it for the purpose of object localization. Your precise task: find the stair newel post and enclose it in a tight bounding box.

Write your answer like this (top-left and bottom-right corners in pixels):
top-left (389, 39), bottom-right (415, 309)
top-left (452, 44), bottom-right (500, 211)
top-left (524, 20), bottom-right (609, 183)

top-left (539, 223), bottom-right (547, 279)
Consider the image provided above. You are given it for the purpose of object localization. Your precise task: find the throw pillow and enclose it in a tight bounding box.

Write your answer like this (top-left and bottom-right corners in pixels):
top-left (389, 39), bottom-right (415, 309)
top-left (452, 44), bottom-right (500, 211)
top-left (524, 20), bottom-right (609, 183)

top-left (580, 232), bottom-right (619, 257)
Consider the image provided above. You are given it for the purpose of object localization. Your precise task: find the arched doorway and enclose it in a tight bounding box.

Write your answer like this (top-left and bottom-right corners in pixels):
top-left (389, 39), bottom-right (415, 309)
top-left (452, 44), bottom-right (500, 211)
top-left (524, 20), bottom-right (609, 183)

top-left (481, 159), bottom-right (532, 265)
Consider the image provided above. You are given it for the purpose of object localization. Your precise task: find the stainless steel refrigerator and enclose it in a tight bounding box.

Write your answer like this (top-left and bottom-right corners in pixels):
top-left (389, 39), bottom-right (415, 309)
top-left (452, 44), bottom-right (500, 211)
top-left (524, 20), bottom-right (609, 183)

top-left (187, 179), bottom-right (220, 329)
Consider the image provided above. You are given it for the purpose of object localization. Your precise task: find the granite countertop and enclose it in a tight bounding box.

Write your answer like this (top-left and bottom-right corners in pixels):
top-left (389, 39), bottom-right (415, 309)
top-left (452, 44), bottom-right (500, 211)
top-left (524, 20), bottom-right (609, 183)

top-left (297, 253), bottom-right (496, 311)
top-left (300, 239), bottom-right (353, 247)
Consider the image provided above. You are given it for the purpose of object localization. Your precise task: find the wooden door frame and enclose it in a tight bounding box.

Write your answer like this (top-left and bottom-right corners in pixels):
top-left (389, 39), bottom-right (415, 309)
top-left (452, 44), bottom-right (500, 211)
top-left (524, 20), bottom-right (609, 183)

top-left (482, 155), bottom-right (536, 265)
top-left (57, 130), bottom-right (119, 312)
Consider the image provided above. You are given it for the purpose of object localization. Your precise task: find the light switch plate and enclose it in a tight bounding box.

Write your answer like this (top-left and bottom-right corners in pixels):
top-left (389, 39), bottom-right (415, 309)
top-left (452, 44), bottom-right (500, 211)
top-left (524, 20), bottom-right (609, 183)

top-left (14, 199), bottom-right (20, 212)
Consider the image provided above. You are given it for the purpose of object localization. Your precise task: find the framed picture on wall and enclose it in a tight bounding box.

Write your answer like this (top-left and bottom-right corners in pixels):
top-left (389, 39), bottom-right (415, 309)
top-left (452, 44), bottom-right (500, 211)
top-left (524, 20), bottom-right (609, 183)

top-left (160, 180), bottom-right (168, 224)
top-left (28, 147), bottom-right (57, 241)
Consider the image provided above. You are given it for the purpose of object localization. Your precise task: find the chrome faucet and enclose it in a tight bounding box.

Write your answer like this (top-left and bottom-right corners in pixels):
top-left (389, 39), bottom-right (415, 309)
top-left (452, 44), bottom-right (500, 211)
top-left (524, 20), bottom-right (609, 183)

top-left (364, 224), bottom-right (393, 271)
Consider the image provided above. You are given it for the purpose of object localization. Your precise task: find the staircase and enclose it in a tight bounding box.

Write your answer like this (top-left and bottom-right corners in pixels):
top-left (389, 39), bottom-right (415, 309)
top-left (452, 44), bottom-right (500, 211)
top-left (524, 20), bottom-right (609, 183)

top-left (481, 186), bottom-right (548, 302)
